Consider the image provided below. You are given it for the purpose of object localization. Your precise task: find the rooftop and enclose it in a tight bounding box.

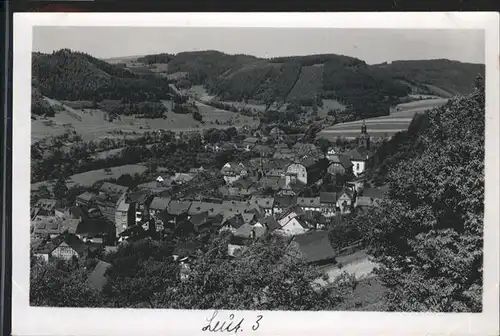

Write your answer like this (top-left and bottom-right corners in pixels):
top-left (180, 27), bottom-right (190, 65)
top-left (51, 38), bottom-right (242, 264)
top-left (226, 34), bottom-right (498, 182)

top-left (292, 230), bottom-right (336, 264)
top-left (297, 197), bottom-right (321, 208)
top-left (149, 196), bottom-right (172, 211)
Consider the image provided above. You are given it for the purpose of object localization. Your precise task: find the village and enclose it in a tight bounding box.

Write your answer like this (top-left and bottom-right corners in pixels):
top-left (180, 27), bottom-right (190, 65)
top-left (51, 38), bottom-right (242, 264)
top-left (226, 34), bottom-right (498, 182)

top-left (30, 119), bottom-right (390, 291)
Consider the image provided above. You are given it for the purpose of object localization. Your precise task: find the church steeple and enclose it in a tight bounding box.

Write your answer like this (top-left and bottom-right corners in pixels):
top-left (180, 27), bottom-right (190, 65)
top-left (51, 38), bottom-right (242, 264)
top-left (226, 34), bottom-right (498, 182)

top-left (361, 120), bottom-right (367, 134)
top-left (358, 120), bottom-right (370, 149)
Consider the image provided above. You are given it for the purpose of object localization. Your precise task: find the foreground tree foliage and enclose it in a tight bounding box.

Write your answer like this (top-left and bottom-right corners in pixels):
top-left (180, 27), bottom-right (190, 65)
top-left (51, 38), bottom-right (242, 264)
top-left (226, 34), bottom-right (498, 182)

top-left (361, 77), bottom-right (485, 312)
top-left (30, 256), bottom-right (102, 307)
top-left (30, 235), bottom-right (354, 309)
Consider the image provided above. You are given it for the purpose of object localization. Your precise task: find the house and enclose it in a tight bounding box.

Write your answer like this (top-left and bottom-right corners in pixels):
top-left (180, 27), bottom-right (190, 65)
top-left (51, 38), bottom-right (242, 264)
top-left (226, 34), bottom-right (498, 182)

top-left (155, 201), bottom-right (192, 233)
top-left (337, 189), bottom-right (355, 214)
top-left (249, 196), bottom-right (275, 216)
top-left (222, 200), bottom-right (261, 216)
top-left (188, 211), bottom-right (213, 233)
top-left (34, 232), bottom-right (89, 262)
top-left (276, 215), bottom-right (310, 237)
top-left (327, 154), bottom-right (353, 175)
top-left (220, 213), bottom-right (245, 233)
top-left (319, 192), bottom-right (340, 218)
top-left (346, 175), bottom-right (365, 193)
top-left (304, 158), bottom-right (330, 185)
top-left (114, 194), bottom-right (135, 236)
top-left (273, 147), bottom-right (296, 160)
top-left (173, 173), bottom-right (195, 185)
top-left (277, 205), bottom-right (307, 231)
top-left (221, 162), bottom-right (248, 185)
top-left (149, 196), bottom-right (172, 216)
top-left (296, 197), bottom-right (322, 214)
top-left (125, 190), bottom-right (154, 226)
top-left (326, 147), bottom-right (339, 160)
top-left (242, 212), bottom-right (257, 225)
top-left (95, 194), bottom-right (119, 223)
top-left (167, 200), bottom-right (192, 216)
top-left (355, 186), bottom-right (388, 210)
top-left (254, 216), bottom-right (280, 232)
top-left (87, 260), bottom-right (112, 292)
top-left (75, 215), bottom-right (112, 244)
top-left (228, 224), bottom-right (267, 257)
top-left (252, 145), bottom-right (275, 158)
top-left (273, 195), bottom-right (297, 215)
top-left (118, 224), bottom-right (147, 243)
top-left (347, 147), bottom-right (374, 177)
top-left (286, 158), bottom-right (329, 185)
top-left (355, 196), bottom-right (383, 209)
top-left (277, 180), bottom-right (307, 197)
top-left (292, 142), bottom-right (320, 157)
top-left (75, 192), bottom-right (97, 207)
top-left (188, 201), bottom-right (224, 218)
top-left (31, 198), bottom-right (60, 218)
top-left (290, 230), bottom-right (336, 265)
top-left (242, 137), bottom-right (260, 148)
top-left (258, 176), bottom-right (286, 193)
top-left (99, 182), bottom-right (128, 201)
top-left (149, 196), bottom-right (172, 231)
top-left (266, 168), bottom-right (286, 178)
top-left (32, 215), bottom-right (65, 239)
top-left (286, 162), bottom-right (308, 185)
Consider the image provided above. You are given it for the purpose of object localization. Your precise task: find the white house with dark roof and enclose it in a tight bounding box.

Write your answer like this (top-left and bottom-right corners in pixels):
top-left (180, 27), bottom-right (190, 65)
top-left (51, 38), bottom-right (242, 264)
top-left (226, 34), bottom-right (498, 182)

top-left (276, 215), bottom-right (309, 237)
top-left (347, 147), bottom-right (374, 176)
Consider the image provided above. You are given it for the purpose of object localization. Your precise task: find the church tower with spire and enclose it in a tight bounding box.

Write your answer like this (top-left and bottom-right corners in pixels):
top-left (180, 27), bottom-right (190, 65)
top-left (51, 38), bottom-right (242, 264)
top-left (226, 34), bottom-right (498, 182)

top-left (357, 120), bottom-right (370, 149)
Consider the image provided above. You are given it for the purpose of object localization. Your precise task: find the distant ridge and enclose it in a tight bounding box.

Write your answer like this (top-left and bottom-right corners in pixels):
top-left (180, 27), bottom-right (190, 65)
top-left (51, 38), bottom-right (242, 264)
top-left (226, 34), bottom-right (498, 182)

top-left (31, 49), bottom-right (485, 121)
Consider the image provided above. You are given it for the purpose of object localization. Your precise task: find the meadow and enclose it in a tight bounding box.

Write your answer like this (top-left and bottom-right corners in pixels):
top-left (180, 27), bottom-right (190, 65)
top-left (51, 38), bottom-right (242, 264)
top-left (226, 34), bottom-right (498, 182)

top-left (31, 164), bottom-right (149, 191)
top-left (318, 98), bottom-right (449, 140)
top-left (31, 96), bottom-right (258, 143)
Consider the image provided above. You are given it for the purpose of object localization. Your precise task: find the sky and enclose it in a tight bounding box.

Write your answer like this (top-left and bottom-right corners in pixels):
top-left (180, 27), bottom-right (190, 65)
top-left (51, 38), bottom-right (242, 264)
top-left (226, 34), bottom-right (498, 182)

top-left (32, 27), bottom-right (485, 64)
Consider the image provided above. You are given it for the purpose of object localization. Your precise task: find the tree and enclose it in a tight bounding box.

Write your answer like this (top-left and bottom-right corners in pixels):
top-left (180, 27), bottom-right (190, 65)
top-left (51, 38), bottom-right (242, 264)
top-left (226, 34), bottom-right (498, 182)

top-left (30, 256), bottom-right (103, 307)
top-left (193, 110), bottom-right (203, 122)
top-left (52, 178), bottom-right (68, 203)
top-left (116, 174), bottom-right (135, 188)
top-left (315, 138), bottom-right (332, 156)
top-left (365, 81), bottom-right (484, 312)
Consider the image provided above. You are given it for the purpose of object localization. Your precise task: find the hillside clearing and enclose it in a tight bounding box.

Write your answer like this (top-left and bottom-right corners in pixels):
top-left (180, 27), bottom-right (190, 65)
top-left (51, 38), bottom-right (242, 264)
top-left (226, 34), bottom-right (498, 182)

top-left (286, 65), bottom-right (324, 102)
top-left (318, 98), bottom-right (449, 140)
top-left (32, 96), bottom-right (258, 142)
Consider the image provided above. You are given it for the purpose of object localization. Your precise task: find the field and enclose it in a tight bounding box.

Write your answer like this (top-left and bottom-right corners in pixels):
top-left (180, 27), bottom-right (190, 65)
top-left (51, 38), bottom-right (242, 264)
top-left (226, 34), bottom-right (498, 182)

top-left (316, 99), bottom-right (347, 118)
top-left (318, 97), bottom-right (449, 140)
top-left (31, 96), bottom-right (259, 143)
top-left (31, 164), bottom-right (149, 191)
top-left (195, 101), bottom-right (257, 126)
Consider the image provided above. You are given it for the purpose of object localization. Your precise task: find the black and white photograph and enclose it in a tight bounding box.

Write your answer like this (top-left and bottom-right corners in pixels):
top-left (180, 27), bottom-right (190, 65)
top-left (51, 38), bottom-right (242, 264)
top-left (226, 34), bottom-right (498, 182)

top-left (12, 12), bottom-right (499, 336)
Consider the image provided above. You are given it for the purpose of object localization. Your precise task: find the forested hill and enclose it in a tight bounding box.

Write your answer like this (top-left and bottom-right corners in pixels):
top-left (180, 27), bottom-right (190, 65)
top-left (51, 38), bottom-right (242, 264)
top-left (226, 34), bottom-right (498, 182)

top-left (32, 49), bottom-right (175, 102)
top-left (32, 49), bottom-right (485, 120)
top-left (373, 59), bottom-right (485, 97)
top-left (357, 76), bottom-right (485, 312)
top-left (131, 51), bottom-right (483, 118)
